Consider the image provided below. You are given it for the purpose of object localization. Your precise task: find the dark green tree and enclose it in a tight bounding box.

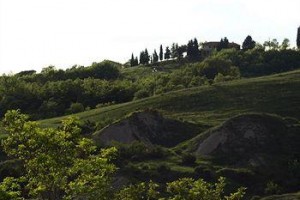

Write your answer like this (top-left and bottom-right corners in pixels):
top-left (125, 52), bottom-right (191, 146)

top-left (130, 53), bottom-right (135, 67)
top-left (177, 45), bottom-right (187, 60)
top-left (140, 51), bottom-right (145, 64)
top-left (159, 45), bottom-right (163, 61)
top-left (242, 35), bottom-right (256, 50)
top-left (187, 38), bottom-right (201, 61)
top-left (144, 49), bottom-right (150, 64)
top-left (153, 50), bottom-right (159, 63)
top-left (217, 37), bottom-right (229, 51)
top-left (164, 46), bottom-right (171, 60)
top-left (297, 26), bottom-right (300, 49)
top-left (134, 57), bottom-right (139, 66)
top-left (171, 43), bottom-right (179, 58)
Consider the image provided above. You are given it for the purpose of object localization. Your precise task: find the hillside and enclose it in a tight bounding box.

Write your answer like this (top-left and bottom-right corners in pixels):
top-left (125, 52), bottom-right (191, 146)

top-left (93, 109), bottom-right (204, 147)
top-left (40, 69), bottom-right (300, 129)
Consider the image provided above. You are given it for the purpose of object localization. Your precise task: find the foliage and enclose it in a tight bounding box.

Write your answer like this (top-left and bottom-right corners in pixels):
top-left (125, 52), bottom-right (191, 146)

top-left (264, 181), bottom-right (282, 195)
top-left (196, 57), bottom-right (240, 79)
top-left (0, 177), bottom-right (24, 200)
top-left (116, 177), bottom-right (246, 200)
top-left (67, 102), bottom-right (85, 114)
top-left (165, 46), bottom-right (171, 60)
top-left (242, 35), bottom-right (256, 50)
top-left (115, 181), bottom-right (160, 200)
top-left (1, 110), bottom-right (117, 200)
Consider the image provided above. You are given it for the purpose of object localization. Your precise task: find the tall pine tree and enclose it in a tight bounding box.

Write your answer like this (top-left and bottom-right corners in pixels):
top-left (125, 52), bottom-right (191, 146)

top-left (140, 51), bottom-right (145, 64)
top-left (134, 57), bottom-right (139, 66)
top-left (153, 50), bottom-right (159, 63)
top-left (130, 53), bottom-right (135, 67)
top-left (164, 46), bottom-right (171, 60)
top-left (159, 45), bottom-right (163, 61)
top-left (187, 38), bottom-right (200, 61)
top-left (144, 49), bottom-right (150, 64)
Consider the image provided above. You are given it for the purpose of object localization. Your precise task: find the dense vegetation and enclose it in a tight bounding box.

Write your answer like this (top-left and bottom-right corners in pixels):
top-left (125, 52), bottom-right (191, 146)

top-left (0, 110), bottom-right (245, 200)
top-left (0, 34), bottom-right (300, 199)
top-left (1, 40), bottom-right (300, 120)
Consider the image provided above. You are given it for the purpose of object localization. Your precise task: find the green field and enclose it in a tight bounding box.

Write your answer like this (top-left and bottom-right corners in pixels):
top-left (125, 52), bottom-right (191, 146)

top-left (39, 69), bottom-right (300, 129)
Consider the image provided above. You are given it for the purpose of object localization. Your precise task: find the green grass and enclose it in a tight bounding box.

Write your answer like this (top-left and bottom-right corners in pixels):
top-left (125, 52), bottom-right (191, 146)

top-left (39, 69), bottom-right (300, 129)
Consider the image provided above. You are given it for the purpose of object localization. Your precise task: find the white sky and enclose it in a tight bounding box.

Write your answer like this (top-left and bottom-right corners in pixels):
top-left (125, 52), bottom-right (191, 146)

top-left (0, 0), bottom-right (299, 74)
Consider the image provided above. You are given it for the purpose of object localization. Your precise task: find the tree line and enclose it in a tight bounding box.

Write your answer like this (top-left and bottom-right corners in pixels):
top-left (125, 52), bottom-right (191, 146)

top-left (130, 33), bottom-right (299, 67)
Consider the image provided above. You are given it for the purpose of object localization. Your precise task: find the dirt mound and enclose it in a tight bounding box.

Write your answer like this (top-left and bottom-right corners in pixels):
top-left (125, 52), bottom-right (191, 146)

top-left (93, 110), bottom-right (201, 147)
top-left (195, 114), bottom-right (300, 166)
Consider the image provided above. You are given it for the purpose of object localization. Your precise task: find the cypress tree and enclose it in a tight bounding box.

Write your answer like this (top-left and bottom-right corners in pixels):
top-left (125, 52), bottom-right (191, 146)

top-left (186, 40), bottom-right (193, 58)
top-left (134, 57), bottom-right (139, 66)
top-left (140, 51), bottom-right (145, 64)
top-left (164, 46), bottom-right (171, 60)
top-left (144, 49), bottom-right (150, 64)
top-left (159, 45), bottom-right (163, 61)
top-left (130, 53), bottom-right (135, 67)
top-left (153, 50), bottom-right (159, 63)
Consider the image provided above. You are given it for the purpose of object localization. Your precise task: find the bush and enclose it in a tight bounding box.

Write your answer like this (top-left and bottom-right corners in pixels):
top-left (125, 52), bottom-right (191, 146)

top-left (264, 181), bottom-right (282, 195)
top-left (68, 102), bottom-right (85, 114)
top-left (134, 89), bottom-right (150, 100)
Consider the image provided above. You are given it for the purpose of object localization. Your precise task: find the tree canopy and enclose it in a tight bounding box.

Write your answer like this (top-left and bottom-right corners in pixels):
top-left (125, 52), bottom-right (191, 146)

top-left (242, 35), bottom-right (256, 50)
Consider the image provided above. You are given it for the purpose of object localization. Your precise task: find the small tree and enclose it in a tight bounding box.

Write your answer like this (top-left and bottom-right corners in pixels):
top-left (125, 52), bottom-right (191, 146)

top-left (1, 110), bottom-right (116, 200)
top-left (164, 46), bottom-right (171, 60)
top-left (153, 50), bottom-right (159, 63)
top-left (130, 53), bottom-right (138, 67)
top-left (159, 45), bottom-right (163, 61)
top-left (280, 38), bottom-right (290, 50)
top-left (68, 102), bottom-right (84, 114)
top-left (242, 35), bottom-right (256, 50)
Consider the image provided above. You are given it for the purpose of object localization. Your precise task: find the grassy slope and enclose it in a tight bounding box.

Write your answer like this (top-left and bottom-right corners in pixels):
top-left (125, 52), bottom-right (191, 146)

top-left (40, 69), bottom-right (300, 129)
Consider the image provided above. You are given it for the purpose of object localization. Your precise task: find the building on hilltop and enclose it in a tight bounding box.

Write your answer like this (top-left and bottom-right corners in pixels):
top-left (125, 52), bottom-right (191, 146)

top-left (202, 41), bottom-right (240, 56)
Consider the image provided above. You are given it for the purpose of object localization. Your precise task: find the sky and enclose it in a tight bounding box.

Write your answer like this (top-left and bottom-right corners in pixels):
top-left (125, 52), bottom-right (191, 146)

top-left (0, 0), bottom-right (299, 74)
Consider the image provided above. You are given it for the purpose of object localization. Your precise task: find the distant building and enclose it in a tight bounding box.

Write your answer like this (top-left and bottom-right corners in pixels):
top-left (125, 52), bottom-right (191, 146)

top-left (202, 41), bottom-right (240, 56)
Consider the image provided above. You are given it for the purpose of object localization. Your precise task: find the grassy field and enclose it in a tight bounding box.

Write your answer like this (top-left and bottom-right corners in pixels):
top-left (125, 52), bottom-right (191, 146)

top-left (39, 69), bottom-right (300, 129)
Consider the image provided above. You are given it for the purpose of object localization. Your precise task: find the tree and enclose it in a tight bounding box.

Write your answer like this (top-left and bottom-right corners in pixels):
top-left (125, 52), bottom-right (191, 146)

top-left (159, 45), bottom-right (163, 61)
top-left (217, 37), bottom-right (229, 51)
top-left (242, 35), bottom-right (256, 50)
top-left (153, 50), bottom-right (159, 63)
top-left (140, 51), bottom-right (145, 64)
top-left (130, 53), bottom-right (135, 67)
top-left (297, 26), bottom-right (300, 49)
top-left (171, 43), bottom-right (179, 58)
top-left (134, 56), bottom-right (139, 66)
top-left (187, 38), bottom-right (201, 61)
top-left (1, 110), bottom-right (116, 200)
top-left (264, 39), bottom-right (279, 50)
top-left (144, 49), bottom-right (150, 64)
top-left (280, 38), bottom-right (290, 50)
top-left (164, 46), bottom-right (171, 60)
top-left (177, 45), bottom-right (187, 60)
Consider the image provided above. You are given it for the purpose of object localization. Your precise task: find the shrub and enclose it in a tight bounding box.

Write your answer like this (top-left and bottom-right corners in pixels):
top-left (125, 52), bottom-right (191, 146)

top-left (68, 102), bottom-right (84, 114)
top-left (134, 89), bottom-right (150, 100)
